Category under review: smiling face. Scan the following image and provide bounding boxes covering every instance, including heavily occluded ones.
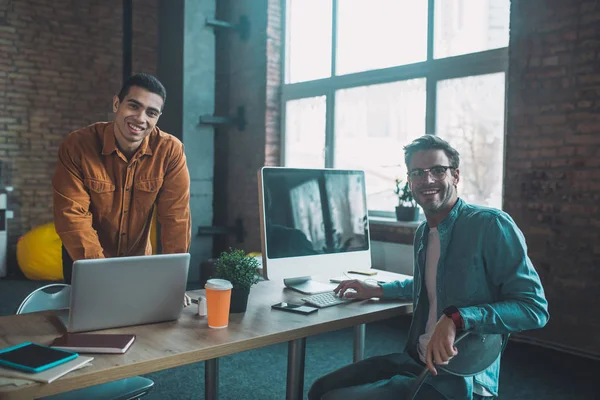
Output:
[408,149,459,225]
[112,85,163,156]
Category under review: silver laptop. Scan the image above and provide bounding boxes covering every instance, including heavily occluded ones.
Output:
[57,253,190,333]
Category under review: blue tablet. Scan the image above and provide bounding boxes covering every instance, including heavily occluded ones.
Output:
[0,342,78,373]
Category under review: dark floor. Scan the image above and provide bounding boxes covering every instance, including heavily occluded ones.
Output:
[1,278,598,399]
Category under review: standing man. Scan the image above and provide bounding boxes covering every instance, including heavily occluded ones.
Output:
[308,135,549,400]
[52,73,191,303]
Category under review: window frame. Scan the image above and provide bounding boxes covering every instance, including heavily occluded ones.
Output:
[281,0,509,218]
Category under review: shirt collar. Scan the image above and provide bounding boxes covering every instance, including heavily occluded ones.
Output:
[101,122,154,157]
[421,197,465,236]
[437,197,464,232]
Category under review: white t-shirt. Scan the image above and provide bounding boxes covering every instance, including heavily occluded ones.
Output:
[417,227,493,397]
[418,228,440,362]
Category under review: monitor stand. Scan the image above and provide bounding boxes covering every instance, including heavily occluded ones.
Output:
[283,276,337,295]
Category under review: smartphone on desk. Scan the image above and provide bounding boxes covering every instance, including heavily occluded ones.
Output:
[0,342,78,373]
[272,302,318,315]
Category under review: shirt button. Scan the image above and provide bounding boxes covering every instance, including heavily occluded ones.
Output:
[123,210,128,214]
[125,187,130,191]
[121,232,126,236]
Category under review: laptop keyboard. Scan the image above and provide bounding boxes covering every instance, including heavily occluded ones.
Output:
[301,292,353,308]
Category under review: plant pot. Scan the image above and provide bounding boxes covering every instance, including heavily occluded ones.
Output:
[395,206,419,222]
[230,287,250,313]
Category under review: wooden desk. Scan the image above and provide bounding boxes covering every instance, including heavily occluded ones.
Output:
[0,271,412,400]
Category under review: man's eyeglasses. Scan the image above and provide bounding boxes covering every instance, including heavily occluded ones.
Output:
[408,165,455,181]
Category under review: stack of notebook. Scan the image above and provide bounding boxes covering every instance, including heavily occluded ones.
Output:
[0,333,135,387]
[50,333,136,354]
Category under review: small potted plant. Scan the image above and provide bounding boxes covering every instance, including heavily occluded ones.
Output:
[213,248,260,313]
[394,178,419,222]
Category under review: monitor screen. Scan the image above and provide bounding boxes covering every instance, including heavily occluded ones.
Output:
[258,167,371,279]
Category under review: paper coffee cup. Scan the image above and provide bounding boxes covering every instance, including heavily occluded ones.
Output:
[205,279,233,328]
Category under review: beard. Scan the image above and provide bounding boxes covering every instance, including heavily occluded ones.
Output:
[415,183,457,214]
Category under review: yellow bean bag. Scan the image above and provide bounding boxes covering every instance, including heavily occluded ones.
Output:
[17,210,160,281]
[17,222,63,281]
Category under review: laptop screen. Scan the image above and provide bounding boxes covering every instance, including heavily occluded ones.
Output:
[258,167,371,279]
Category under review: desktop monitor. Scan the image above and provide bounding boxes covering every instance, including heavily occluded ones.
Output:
[258,167,371,280]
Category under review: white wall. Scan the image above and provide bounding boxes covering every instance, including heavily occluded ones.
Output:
[370,240,414,276]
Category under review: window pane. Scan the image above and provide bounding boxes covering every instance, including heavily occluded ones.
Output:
[285,97,327,168]
[336,0,427,75]
[434,0,509,58]
[286,0,332,83]
[436,73,505,208]
[334,79,426,212]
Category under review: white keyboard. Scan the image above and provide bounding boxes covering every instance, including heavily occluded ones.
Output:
[301,292,353,308]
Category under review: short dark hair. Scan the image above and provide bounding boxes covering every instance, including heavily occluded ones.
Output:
[403,134,460,169]
[117,73,166,108]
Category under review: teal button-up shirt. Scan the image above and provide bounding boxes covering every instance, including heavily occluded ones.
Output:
[381,198,549,399]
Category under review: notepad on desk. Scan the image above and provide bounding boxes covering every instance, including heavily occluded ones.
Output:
[50,333,136,354]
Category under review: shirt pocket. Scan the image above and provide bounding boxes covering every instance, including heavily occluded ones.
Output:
[134,178,163,214]
[84,178,116,215]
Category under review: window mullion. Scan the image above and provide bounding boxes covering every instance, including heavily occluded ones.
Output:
[425,0,436,136]
[427,0,435,61]
[331,0,338,77]
[325,90,335,168]
[426,76,437,135]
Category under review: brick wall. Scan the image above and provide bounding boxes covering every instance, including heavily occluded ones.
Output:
[132,0,158,76]
[0,0,157,275]
[507,0,600,356]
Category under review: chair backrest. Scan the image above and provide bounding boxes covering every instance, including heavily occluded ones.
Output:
[438,331,504,377]
[407,331,504,400]
[15,284,71,315]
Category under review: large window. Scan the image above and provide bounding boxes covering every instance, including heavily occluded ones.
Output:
[282,0,509,215]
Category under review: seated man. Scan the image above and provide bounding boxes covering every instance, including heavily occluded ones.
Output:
[308,135,549,400]
[52,73,192,305]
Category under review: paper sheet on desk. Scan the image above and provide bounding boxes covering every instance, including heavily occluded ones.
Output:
[0,376,31,387]
[0,356,93,385]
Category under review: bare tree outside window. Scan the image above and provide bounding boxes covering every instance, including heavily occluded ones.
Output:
[437,73,505,208]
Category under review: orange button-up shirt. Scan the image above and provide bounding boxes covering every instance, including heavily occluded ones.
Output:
[52,122,191,261]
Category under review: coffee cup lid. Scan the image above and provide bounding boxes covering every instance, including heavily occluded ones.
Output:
[205,279,233,290]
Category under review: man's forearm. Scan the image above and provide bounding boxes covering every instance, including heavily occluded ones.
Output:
[159,209,191,254]
[53,191,105,261]
[460,295,549,334]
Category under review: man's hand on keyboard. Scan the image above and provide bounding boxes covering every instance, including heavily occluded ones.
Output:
[334,279,383,300]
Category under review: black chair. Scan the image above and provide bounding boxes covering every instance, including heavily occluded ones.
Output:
[16,284,154,400]
[407,331,505,399]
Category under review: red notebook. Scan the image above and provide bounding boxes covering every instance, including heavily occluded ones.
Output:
[50,333,136,354]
